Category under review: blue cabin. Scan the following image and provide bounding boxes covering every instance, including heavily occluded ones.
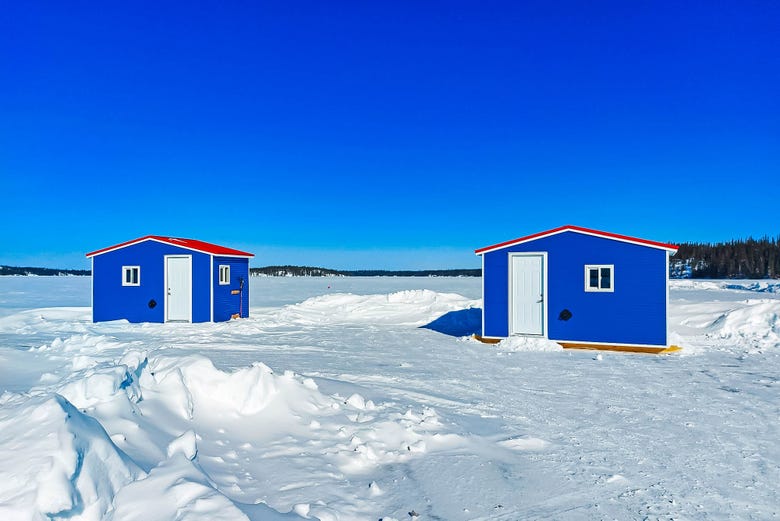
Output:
[86,236,253,323]
[476,226,678,350]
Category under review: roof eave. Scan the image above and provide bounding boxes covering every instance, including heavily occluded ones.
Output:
[86,236,255,258]
[475,225,678,255]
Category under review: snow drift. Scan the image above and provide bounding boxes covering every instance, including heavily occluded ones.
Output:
[269,289,479,327]
[0,393,143,521]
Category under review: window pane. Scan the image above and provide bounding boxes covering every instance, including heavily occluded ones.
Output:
[589,268,599,287]
[125,269,131,283]
[600,268,611,289]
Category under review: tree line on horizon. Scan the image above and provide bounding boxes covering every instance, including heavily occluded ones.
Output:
[0,265,91,276]
[4,236,780,279]
[249,265,481,277]
[671,236,780,279]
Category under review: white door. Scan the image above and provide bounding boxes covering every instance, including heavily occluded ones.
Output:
[166,256,192,322]
[510,254,544,335]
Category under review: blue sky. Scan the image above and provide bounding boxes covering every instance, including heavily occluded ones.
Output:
[1,1,778,270]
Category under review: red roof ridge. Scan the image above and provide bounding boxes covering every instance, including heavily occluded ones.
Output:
[86,236,254,258]
[475,225,678,254]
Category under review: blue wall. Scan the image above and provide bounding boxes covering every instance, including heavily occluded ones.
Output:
[92,241,211,323]
[482,231,668,346]
[212,256,250,321]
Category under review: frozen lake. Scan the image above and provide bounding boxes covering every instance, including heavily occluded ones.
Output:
[0,275,481,314]
[0,276,779,520]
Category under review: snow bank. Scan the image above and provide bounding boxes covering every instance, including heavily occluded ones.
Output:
[108,454,250,521]
[272,290,479,327]
[496,336,563,352]
[0,307,91,336]
[673,298,780,353]
[0,393,143,521]
[706,300,780,351]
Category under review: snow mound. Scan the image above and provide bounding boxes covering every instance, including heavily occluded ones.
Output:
[706,300,780,351]
[274,290,479,327]
[496,336,563,352]
[0,307,91,336]
[0,394,143,521]
[108,454,252,521]
[499,436,550,451]
[142,356,334,424]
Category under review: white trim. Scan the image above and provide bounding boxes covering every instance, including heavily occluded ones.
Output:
[90,257,94,322]
[584,264,614,292]
[479,335,504,340]
[481,254,485,337]
[543,253,549,336]
[163,254,193,323]
[508,252,548,337]
[552,338,669,349]
[218,264,230,285]
[476,228,677,255]
[121,265,141,286]
[209,255,214,323]
[87,237,253,258]
[665,251,670,347]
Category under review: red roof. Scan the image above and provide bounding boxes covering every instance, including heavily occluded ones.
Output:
[86,236,254,258]
[475,225,678,255]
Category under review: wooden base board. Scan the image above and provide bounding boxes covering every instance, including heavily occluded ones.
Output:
[472,334,502,344]
[558,342,681,354]
[472,335,681,354]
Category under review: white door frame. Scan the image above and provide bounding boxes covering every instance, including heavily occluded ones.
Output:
[508,252,548,337]
[164,254,192,323]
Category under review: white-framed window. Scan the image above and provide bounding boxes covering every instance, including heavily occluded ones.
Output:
[122,266,140,286]
[584,264,614,292]
[219,265,230,285]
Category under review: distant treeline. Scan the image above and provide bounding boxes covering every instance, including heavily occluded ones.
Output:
[251,265,342,277]
[0,265,90,276]
[250,266,481,277]
[6,236,780,279]
[672,236,780,279]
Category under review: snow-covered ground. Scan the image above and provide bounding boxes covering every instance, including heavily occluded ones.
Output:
[1,276,779,520]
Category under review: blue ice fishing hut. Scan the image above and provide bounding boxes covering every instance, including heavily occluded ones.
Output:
[476,226,678,351]
[86,236,254,323]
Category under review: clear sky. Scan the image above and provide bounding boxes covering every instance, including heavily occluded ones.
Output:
[1,1,778,270]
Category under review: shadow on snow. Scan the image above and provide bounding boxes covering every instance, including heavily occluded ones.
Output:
[421,308,482,337]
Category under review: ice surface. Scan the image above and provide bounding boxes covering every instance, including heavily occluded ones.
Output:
[0,276,779,519]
